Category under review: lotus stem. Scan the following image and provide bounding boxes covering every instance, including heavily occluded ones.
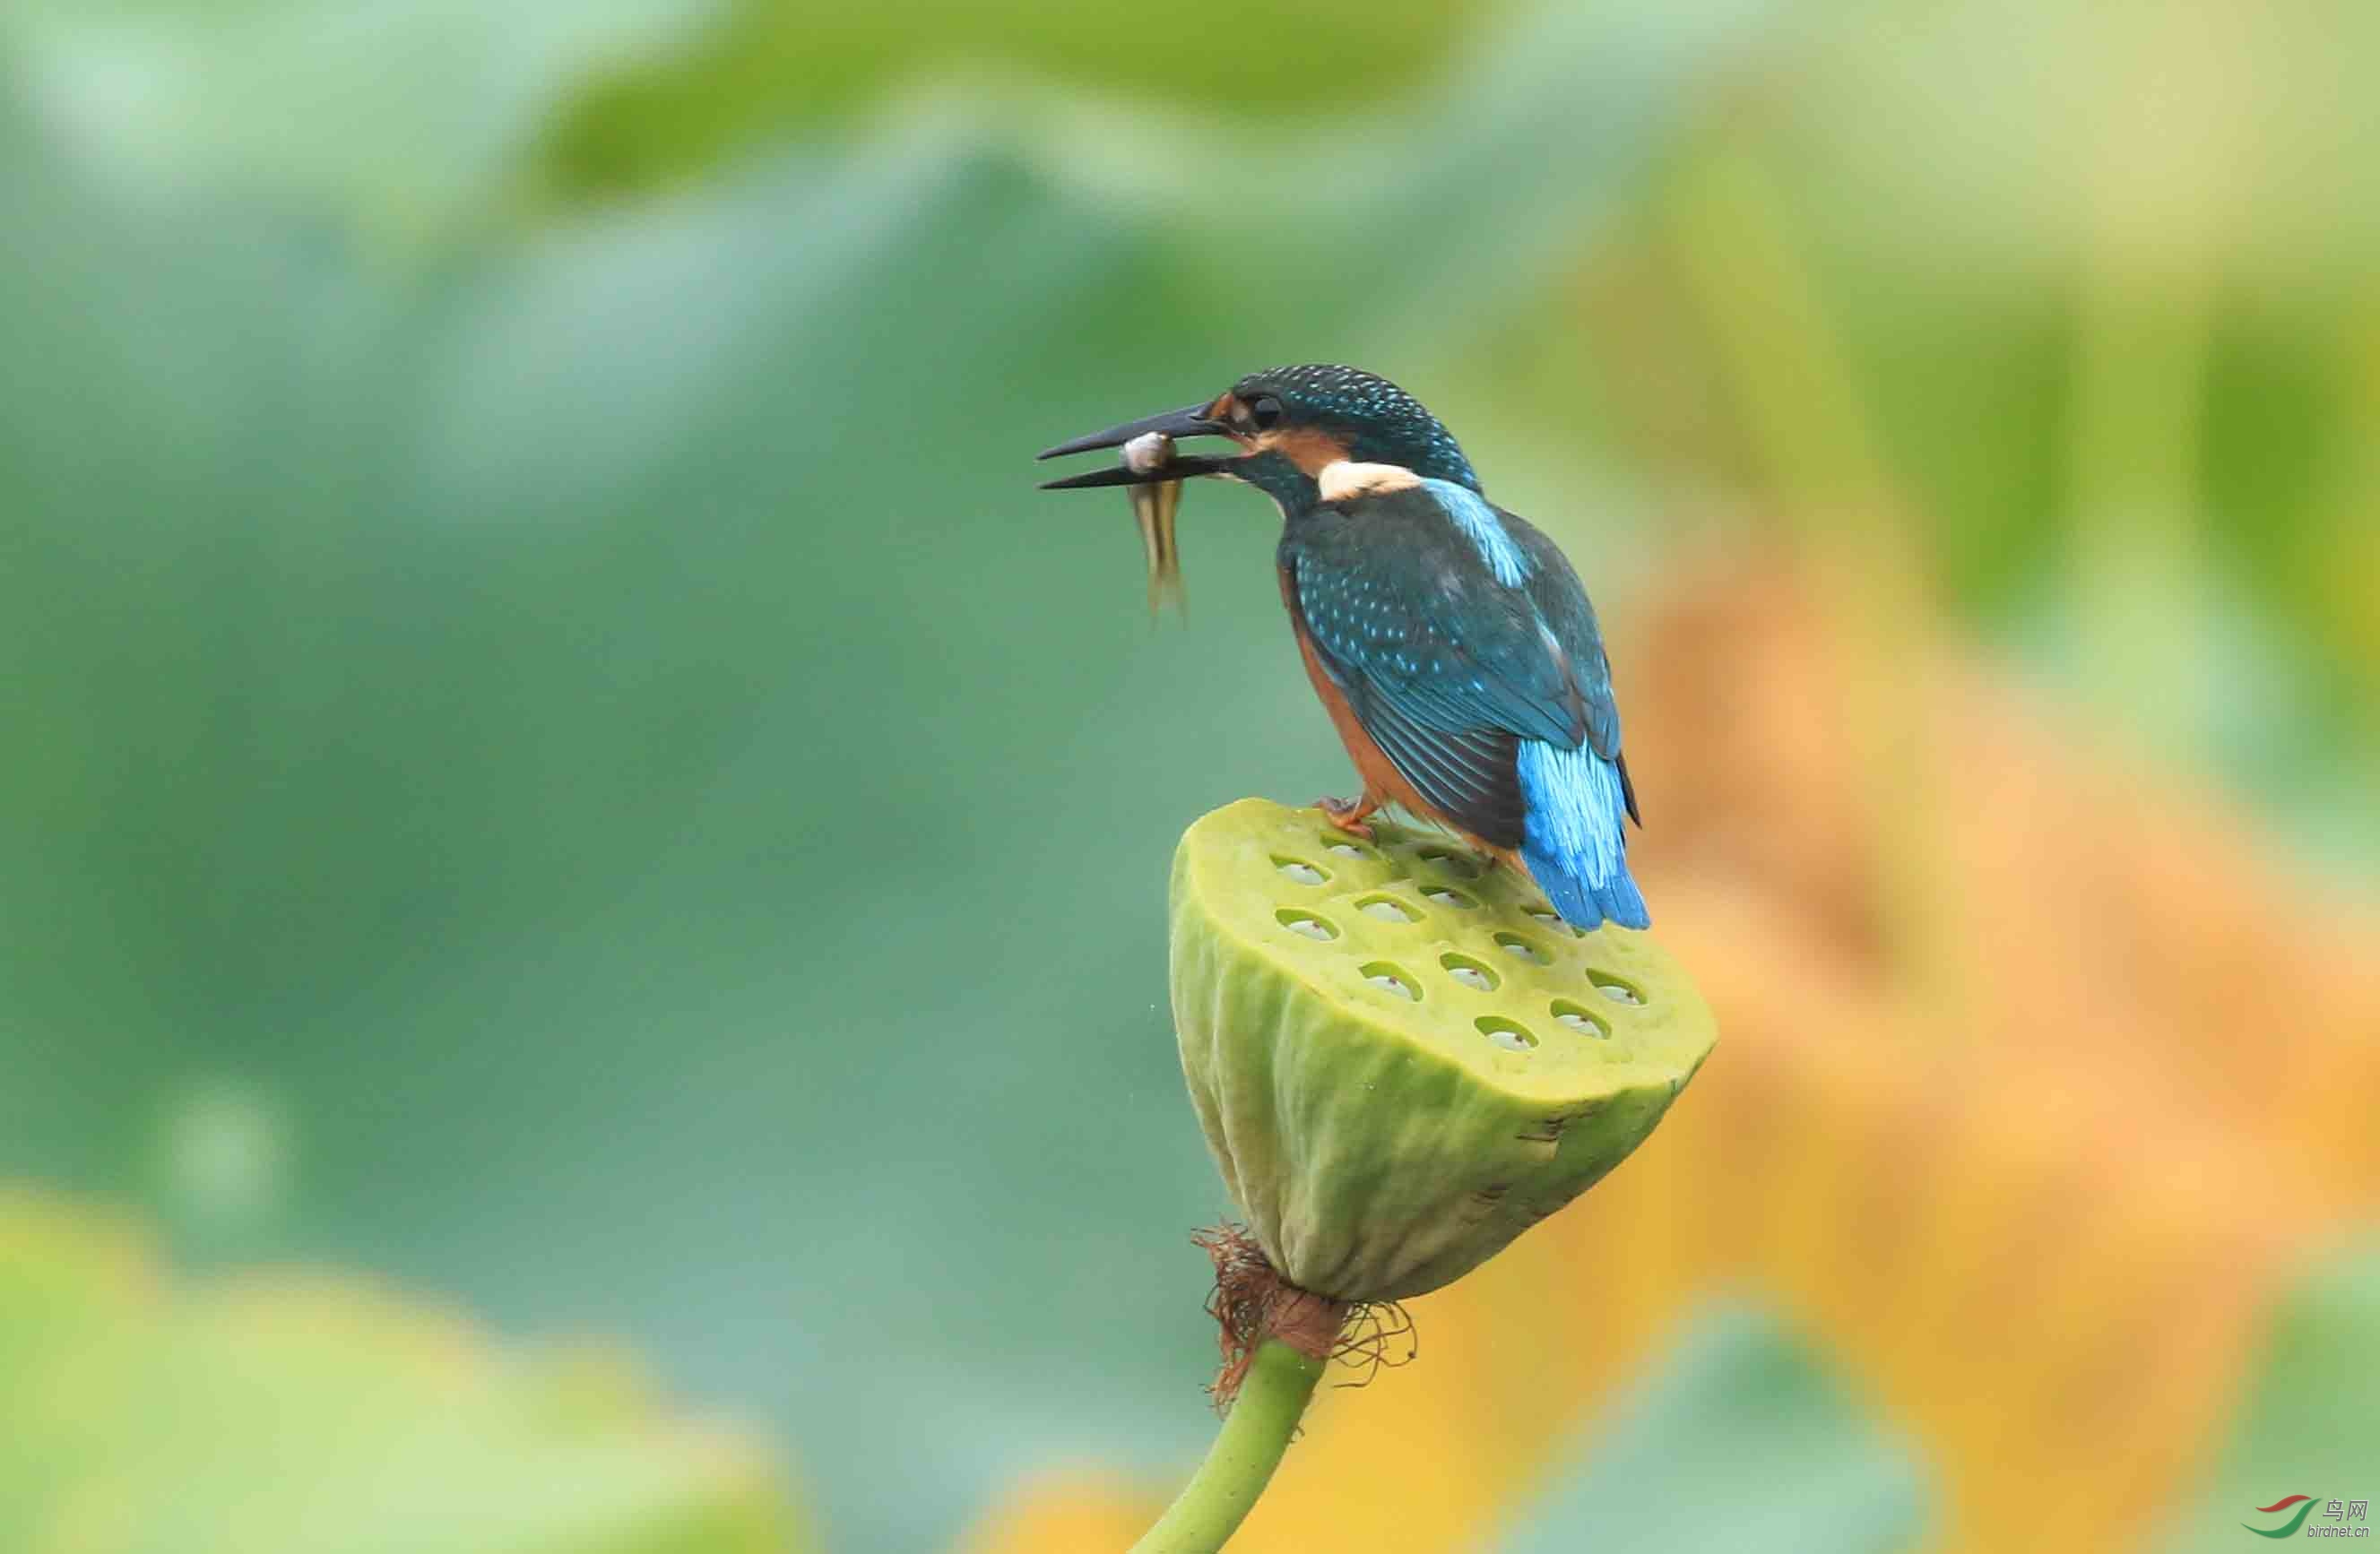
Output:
[1129,1338,1324,1554]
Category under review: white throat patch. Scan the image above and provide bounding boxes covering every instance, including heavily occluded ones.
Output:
[1318,460,1421,502]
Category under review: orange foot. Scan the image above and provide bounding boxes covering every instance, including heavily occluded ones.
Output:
[1318,795,1378,840]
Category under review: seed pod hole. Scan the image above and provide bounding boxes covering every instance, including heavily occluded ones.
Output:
[1320,834,1378,861]
[1440,953,1499,992]
[1550,1000,1610,1038]
[1273,857,1328,886]
[1275,910,1339,942]
[1359,963,1419,1001]
[1476,1017,1537,1051]
[1591,972,1646,1006]
[1356,894,1419,924]
[1415,848,1481,879]
[1493,933,1551,966]
[1529,910,1587,938]
[1422,887,1479,911]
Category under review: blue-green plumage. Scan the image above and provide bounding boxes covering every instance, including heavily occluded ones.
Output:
[1037,363,1649,930]
[1281,472,1646,930]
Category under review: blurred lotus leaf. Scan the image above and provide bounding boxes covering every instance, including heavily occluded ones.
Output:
[0,3,1786,1545]
[0,1190,808,1554]
[1490,1302,1930,1554]
[2,0,709,244]
[2156,1242,2380,1554]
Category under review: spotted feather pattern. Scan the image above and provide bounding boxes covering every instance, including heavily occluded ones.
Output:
[1285,480,1647,928]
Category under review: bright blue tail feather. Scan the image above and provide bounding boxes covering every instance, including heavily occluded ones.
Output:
[1514,738,1649,931]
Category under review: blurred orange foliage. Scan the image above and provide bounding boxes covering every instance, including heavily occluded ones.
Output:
[952,1474,1164,1554]
[957,559,2380,1554]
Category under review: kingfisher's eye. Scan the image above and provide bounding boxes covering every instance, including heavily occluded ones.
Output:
[1246,394,1284,431]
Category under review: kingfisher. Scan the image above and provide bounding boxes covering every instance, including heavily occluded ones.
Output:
[1037,364,1647,932]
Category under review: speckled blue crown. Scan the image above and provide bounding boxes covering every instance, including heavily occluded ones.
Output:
[1234,364,1480,491]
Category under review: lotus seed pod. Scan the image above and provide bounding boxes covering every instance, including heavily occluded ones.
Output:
[1171,798,1717,1303]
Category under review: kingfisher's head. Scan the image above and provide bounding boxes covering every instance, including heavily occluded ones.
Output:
[1037,364,1479,510]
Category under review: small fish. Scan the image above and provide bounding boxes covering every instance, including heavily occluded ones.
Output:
[1122,430,1186,619]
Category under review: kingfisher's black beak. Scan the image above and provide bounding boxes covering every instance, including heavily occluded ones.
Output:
[1036,401,1233,488]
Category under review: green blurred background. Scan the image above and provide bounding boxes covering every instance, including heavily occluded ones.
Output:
[2,0,2374,1550]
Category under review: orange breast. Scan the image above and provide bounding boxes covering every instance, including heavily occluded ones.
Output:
[1295,624,1424,808]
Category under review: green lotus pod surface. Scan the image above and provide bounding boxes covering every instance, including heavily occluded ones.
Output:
[1171,798,1717,1303]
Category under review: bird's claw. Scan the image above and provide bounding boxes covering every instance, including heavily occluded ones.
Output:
[1317,797,1375,840]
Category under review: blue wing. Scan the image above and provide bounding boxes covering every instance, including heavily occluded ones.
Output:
[1285,479,1646,928]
